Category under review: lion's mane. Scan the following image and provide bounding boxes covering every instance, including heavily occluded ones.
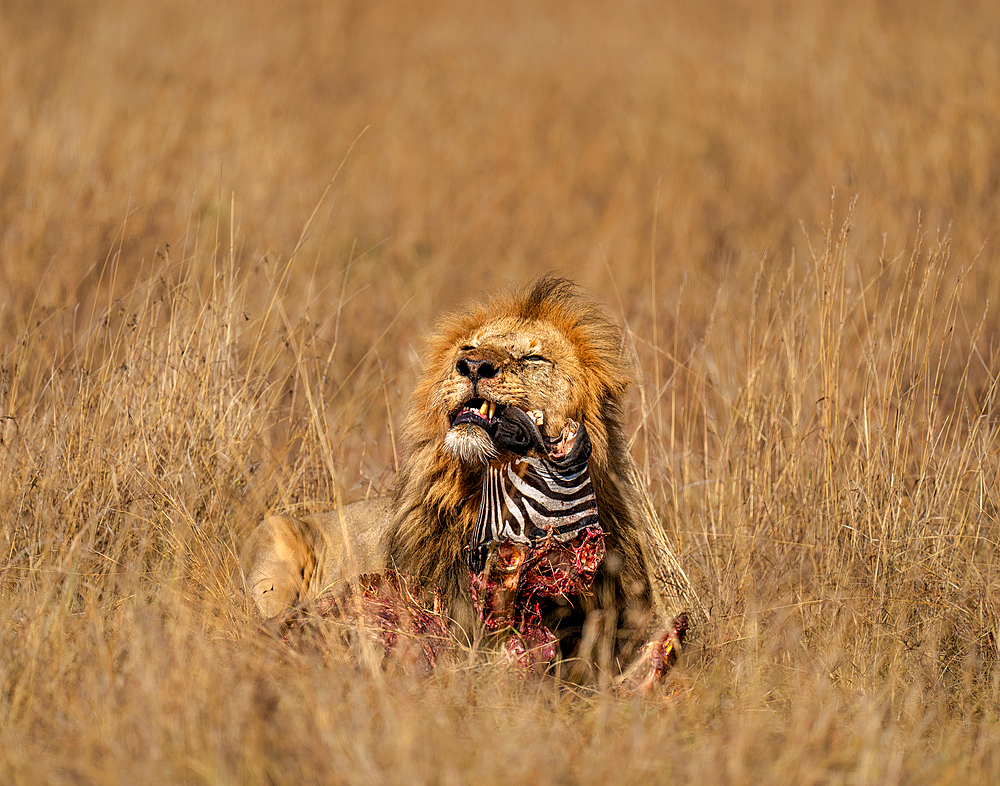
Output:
[384,277,659,662]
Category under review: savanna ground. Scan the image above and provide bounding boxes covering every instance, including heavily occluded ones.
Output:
[2,0,1000,782]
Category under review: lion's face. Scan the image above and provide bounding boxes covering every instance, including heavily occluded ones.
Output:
[434,316,582,463]
[402,278,632,483]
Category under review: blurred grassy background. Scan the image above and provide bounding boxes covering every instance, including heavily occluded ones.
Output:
[2,0,1000,782]
[6,0,1000,317]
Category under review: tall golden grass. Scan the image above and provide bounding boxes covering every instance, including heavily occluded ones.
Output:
[2,0,1000,782]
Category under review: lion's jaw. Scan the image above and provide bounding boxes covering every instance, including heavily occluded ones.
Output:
[437,320,579,465]
[443,424,498,464]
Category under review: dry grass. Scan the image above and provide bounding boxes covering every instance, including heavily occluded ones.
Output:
[2,0,1000,782]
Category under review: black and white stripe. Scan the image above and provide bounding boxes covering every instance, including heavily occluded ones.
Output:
[467,418,599,573]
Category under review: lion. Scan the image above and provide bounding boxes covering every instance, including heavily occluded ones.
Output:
[242,277,699,681]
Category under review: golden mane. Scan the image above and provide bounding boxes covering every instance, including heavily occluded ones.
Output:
[385,277,656,655]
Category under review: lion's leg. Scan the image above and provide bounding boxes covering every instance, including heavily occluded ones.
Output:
[241,514,319,618]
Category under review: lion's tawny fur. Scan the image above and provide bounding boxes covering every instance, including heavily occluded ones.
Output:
[242,277,696,678]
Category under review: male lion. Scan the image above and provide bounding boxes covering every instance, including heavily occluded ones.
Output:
[242,277,699,681]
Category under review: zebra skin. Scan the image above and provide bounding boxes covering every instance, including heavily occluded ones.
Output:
[466,406,600,574]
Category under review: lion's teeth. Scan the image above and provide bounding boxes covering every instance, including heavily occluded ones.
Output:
[528,409,544,426]
[488,401,496,420]
[479,400,489,418]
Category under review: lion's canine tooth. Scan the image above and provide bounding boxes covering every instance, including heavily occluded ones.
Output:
[479,400,489,418]
[488,401,496,420]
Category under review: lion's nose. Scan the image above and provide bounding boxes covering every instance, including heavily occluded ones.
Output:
[456,357,498,383]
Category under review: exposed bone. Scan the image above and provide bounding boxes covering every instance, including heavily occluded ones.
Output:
[621,612,690,696]
[545,418,579,460]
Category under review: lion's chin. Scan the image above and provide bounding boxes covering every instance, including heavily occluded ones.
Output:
[443,424,498,464]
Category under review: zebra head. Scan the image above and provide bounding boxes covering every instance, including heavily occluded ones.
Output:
[466,405,601,571]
